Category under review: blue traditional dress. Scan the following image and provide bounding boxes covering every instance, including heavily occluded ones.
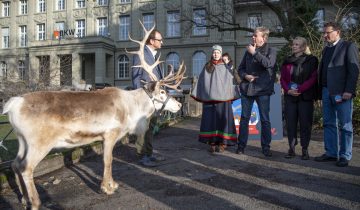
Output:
[191,60,240,146]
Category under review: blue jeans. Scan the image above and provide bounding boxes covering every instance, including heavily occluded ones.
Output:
[238,95,272,151]
[322,87,353,160]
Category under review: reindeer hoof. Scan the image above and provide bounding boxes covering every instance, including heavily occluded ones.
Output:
[100,181,119,195]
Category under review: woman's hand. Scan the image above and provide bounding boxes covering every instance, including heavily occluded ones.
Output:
[288,89,301,96]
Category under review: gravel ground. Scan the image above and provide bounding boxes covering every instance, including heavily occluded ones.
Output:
[1,117,359,210]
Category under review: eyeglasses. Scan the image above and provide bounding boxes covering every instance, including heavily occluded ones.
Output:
[323,30,336,35]
[153,38,163,43]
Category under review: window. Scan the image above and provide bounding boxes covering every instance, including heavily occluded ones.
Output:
[119,0,131,3]
[38,0,46,13]
[119,15,130,40]
[75,19,85,37]
[118,55,129,79]
[18,60,26,80]
[19,26,27,47]
[3,2,10,17]
[143,13,154,31]
[2,28,9,48]
[56,0,65,11]
[313,9,324,31]
[37,24,46,40]
[247,13,262,35]
[19,0,28,15]
[98,0,108,6]
[0,61,7,78]
[167,11,180,37]
[55,22,65,30]
[54,22,65,39]
[97,17,108,36]
[193,9,206,36]
[76,0,85,8]
[341,12,358,30]
[192,51,206,76]
[166,52,180,74]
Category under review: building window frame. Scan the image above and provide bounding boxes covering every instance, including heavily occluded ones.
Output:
[247,13,262,35]
[3,2,10,17]
[192,51,206,77]
[56,0,65,11]
[19,0,28,15]
[75,19,85,38]
[165,52,180,74]
[97,17,108,36]
[76,0,86,8]
[0,61,7,78]
[118,55,129,79]
[167,11,180,38]
[193,8,206,36]
[18,60,26,80]
[119,15,130,41]
[19,25,27,47]
[2,27,9,49]
[119,0,131,3]
[98,0,108,6]
[37,23,46,40]
[38,0,46,13]
[142,13,154,31]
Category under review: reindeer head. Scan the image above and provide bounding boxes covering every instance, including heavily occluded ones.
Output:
[128,22,186,114]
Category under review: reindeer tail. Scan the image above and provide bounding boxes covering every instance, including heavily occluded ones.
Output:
[2,97,23,114]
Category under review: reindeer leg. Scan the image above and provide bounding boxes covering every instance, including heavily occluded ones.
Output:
[11,136,28,206]
[101,130,120,194]
[20,144,52,210]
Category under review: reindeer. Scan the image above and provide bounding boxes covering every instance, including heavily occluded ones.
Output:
[2,23,186,210]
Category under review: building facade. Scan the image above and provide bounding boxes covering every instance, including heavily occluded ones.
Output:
[0,0,348,90]
[0,0,237,89]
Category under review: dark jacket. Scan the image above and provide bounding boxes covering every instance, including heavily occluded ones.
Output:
[238,43,277,96]
[280,55,319,101]
[318,39,359,98]
[132,45,163,89]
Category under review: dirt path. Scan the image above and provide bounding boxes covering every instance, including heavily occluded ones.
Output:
[1,118,360,210]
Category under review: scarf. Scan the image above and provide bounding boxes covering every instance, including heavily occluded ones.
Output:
[283,54,308,84]
[205,59,224,73]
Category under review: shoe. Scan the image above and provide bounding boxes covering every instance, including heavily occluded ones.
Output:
[336,157,349,167]
[262,150,272,157]
[219,144,227,153]
[149,154,165,162]
[285,149,296,159]
[301,149,309,160]
[139,156,157,167]
[209,145,216,153]
[235,146,244,154]
[314,154,337,162]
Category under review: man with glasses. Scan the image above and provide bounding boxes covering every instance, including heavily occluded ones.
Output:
[315,22,359,167]
[132,29,165,167]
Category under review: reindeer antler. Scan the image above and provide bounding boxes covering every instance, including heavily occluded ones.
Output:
[127,21,186,89]
[160,61,187,91]
[126,21,162,81]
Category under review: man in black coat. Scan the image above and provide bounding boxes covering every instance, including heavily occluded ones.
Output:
[314,22,359,167]
[236,26,277,157]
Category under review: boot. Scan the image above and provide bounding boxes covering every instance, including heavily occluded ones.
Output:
[301,148,309,160]
[209,144,216,153]
[285,149,296,158]
[219,144,227,153]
